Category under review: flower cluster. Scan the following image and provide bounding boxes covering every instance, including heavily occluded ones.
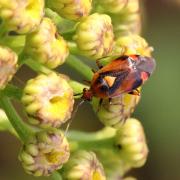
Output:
[0,0,155,179]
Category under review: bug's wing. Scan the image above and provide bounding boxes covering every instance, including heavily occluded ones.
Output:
[105,70,130,95]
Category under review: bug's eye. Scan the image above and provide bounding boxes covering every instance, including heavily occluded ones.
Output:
[100,85,109,92]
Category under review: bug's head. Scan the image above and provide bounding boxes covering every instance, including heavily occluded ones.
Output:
[82,88,93,101]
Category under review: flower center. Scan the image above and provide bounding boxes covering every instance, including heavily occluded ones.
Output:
[50,96,62,104]
[92,170,103,180]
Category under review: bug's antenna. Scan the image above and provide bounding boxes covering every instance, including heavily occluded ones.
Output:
[64,100,85,136]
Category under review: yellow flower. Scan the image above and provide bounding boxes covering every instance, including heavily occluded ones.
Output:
[46,0,92,20]
[74,13,114,59]
[24,18,69,69]
[0,46,18,89]
[19,129,70,176]
[22,73,74,128]
[0,0,44,34]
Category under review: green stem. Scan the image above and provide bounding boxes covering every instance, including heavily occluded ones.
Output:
[0,96,34,142]
[24,58,53,75]
[51,171,63,180]
[67,128,116,151]
[66,55,93,81]
[1,84,23,100]
[70,137,115,151]
[69,80,88,97]
[0,21,7,39]
[45,8,76,35]
[68,42,80,55]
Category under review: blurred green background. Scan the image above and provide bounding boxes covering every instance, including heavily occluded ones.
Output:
[1,1,180,180]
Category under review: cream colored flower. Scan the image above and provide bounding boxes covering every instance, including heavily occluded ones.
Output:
[0,46,18,89]
[19,129,70,176]
[24,18,69,69]
[22,73,74,128]
[0,0,44,34]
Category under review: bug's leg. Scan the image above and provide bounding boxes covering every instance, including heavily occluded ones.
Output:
[83,80,91,84]
[128,89,141,96]
[96,59,103,69]
[74,92,83,97]
[91,68,96,73]
[96,98,103,112]
[108,98,112,104]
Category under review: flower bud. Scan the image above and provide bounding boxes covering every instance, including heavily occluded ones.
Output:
[115,118,149,167]
[97,149,131,179]
[21,73,74,128]
[0,0,44,34]
[110,0,141,35]
[112,13,141,36]
[24,18,69,69]
[46,0,92,21]
[97,0,129,14]
[92,93,140,128]
[74,13,114,59]
[19,129,70,176]
[0,46,18,89]
[114,34,153,57]
[63,151,106,180]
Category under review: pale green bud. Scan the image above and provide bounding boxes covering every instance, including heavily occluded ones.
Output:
[0,0,44,34]
[21,73,74,128]
[24,17,69,69]
[97,0,129,14]
[63,151,106,180]
[47,0,92,20]
[110,0,141,35]
[115,118,149,167]
[74,13,114,59]
[92,93,141,128]
[0,46,18,89]
[19,129,70,176]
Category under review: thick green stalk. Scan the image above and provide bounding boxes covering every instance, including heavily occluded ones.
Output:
[67,128,116,151]
[66,55,93,81]
[0,96,33,142]
[1,84,23,100]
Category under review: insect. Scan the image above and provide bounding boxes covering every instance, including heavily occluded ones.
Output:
[65,54,156,133]
[81,54,156,102]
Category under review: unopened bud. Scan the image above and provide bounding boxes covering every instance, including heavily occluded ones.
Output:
[47,0,92,20]
[74,13,114,59]
[0,46,18,89]
[63,151,106,180]
[24,18,69,69]
[115,118,149,167]
[92,93,140,128]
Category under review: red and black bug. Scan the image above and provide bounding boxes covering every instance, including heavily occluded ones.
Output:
[82,55,156,102]
[65,54,155,133]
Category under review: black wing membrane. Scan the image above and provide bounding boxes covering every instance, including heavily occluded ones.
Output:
[99,70,130,95]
